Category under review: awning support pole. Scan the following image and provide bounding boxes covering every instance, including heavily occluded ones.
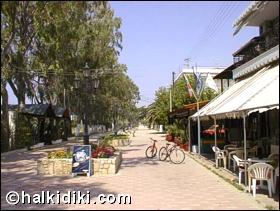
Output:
[214,116,217,168]
[188,116,191,152]
[243,112,248,187]
[197,101,201,155]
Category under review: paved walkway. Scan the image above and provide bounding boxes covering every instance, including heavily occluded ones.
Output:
[1,126,278,210]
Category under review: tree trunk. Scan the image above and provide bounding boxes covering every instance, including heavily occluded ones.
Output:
[17,75,26,108]
[39,118,45,144]
[1,82,10,152]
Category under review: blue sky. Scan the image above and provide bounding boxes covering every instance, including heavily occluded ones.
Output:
[109,1,259,107]
[7,1,259,107]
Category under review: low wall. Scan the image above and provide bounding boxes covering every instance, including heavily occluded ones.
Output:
[93,151,122,175]
[109,139,131,147]
[37,158,72,176]
[37,151,122,176]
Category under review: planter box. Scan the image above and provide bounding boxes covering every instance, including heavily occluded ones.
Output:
[52,139,62,145]
[166,134,174,142]
[37,158,72,176]
[37,151,122,176]
[109,139,130,147]
[93,151,122,175]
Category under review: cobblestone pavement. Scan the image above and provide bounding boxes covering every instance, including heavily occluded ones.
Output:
[1,126,278,210]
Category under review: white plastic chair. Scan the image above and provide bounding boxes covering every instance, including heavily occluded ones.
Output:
[212,146,227,168]
[248,163,275,197]
[274,165,279,193]
[233,155,249,185]
[247,145,258,157]
[228,149,244,171]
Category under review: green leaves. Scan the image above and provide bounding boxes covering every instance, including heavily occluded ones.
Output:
[145,74,218,127]
[2,1,139,129]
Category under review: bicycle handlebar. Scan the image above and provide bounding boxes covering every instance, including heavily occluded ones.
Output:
[150,138,157,142]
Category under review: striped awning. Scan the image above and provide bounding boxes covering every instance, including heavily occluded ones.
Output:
[191,64,279,120]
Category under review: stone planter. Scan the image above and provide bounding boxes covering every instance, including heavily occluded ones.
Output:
[93,151,122,175]
[51,139,62,145]
[37,151,122,176]
[109,139,131,147]
[37,158,72,176]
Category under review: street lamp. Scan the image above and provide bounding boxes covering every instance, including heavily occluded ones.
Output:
[74,62,100,145]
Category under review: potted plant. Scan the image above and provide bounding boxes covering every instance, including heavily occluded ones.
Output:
[166,125,176,142]
[182,141,189,151]
[175,129,189,151]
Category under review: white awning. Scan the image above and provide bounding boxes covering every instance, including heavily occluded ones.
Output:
[192,65,279,120]
[233,1,279,35]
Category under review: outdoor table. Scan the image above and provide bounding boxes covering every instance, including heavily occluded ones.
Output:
[247,158,273,164]
[226,147,250,152]
[227,147,243,151]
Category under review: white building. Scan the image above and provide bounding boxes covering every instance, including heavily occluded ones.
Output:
[175,66,227,92]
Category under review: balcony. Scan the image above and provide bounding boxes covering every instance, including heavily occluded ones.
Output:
[232,45,279,80]
[233,36,266,65]
[232,29,279,69]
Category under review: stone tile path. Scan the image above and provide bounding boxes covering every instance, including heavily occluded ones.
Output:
[1,126,278,210]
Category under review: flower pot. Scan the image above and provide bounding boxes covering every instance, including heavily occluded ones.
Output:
[183,144,189,151]
[166,134,174,142]
[174,137,182,145]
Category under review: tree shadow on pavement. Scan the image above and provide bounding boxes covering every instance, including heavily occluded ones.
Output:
[129,144,146,147]
[148,132,166,135]
[1,168,123,210]
[121,149,142,155]
[1,145,130,210]
[121,157,160,168]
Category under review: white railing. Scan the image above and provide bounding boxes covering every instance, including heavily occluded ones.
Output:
[233,45,279,80]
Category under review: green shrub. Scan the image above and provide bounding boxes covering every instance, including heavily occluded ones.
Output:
[166,125,177,135]
[99,134,129,147]
[13,112,32,150]
[48,149,72,159]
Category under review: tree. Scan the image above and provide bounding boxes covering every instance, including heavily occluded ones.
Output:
[145,74,218,129]
[1,1,140,150]
[1,2,19,151]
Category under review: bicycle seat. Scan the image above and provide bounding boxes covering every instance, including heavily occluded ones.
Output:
[166,143,170,146]
[150,138,157,142]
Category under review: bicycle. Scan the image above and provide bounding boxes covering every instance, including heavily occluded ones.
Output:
[159,142,185,164]
[145,138,158,158]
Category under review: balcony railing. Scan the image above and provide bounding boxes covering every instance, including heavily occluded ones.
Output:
[233,32,279,68]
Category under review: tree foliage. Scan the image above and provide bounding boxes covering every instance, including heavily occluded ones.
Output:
[145,75,218,127]
[1,1,139,151]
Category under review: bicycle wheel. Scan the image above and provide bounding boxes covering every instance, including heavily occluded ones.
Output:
[170,148,185,164]
[159,147,168,161]
[145,146,157,158]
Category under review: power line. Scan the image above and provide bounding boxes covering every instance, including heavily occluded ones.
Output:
[191,1,240,60]
[187,1,232,58]
[187,1,243,62]
[190,2,236,59]
[7,64,128,77]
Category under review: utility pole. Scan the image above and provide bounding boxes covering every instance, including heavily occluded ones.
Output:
[172,71,175,86]
[170,71,176,112]
[169,88,172,112]
[184,58,191,68]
